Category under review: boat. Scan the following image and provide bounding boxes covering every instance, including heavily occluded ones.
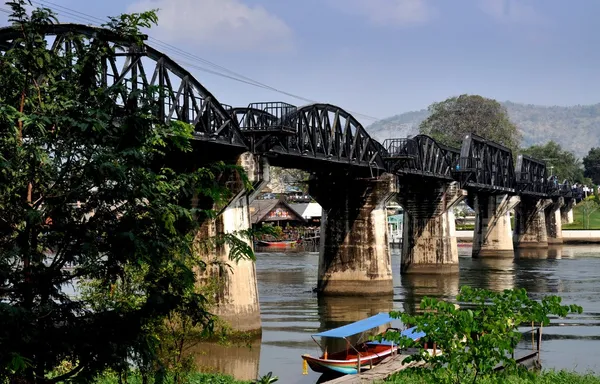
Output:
[255,239,299,248]
[301,312,426,375]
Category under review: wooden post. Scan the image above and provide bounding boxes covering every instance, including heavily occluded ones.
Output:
[536,326,542,363]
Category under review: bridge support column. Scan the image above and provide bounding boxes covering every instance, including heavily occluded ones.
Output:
[398,181,467,274]
[309,173,395,296]
[197,154,268,333]
[472,194,520,258]
[561,198,575,224]
[546,197,564,245]
[513,197,552,248]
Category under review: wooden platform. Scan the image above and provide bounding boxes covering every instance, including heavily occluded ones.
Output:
[323,350,540,383]
[323,353,425,383]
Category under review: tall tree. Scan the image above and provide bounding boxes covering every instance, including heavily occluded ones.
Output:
[0,2,253,382]
[419,94,521,154]
[521,141,586,183]
[583,147,600,184]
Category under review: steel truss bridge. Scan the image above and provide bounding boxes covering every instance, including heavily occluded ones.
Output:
[0,23,574,199]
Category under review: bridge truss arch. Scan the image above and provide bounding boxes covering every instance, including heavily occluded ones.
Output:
[382,134,457,180]
[0,23,246,148]
[232,102,386,171]
[455,134,516,193]
[515,154,547,196]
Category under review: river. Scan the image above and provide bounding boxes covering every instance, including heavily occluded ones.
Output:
[195,245,600,383]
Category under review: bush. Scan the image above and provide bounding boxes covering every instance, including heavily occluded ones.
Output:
[386,369,600,384]
[379,287,583,384]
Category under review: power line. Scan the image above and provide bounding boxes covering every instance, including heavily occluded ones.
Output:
[16,1,382,121]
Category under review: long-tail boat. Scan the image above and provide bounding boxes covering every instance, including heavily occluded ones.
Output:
[301,312,426,375]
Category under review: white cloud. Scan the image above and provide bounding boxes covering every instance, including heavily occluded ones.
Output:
[127,0,294,52]
[329,0,437,27]
[477,0,549,25]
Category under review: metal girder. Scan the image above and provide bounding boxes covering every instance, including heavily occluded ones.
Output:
[515,154,547,196]
[0,23,247,148]
[245,102,385,170]
[383,135,455,180]
[455,134,515,193]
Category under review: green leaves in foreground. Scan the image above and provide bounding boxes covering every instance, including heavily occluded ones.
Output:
[0,2,259,383]
[386,369,600,384]
[380,287,583,384]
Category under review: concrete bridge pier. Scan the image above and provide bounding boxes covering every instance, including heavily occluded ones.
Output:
[545,197,564,245]
[397,181,467,274]
[513,197,552,248]
[472,194,520,258]
[561,198,575,224]
[309,173,396,296]
[197,153,268,333]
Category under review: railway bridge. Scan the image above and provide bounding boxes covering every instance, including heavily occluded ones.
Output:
[0,23,577,332]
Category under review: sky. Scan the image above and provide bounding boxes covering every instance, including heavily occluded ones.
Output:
[1,0,599,125]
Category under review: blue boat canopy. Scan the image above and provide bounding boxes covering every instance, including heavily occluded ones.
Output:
[312,312,395,338]
[366,326,426,345]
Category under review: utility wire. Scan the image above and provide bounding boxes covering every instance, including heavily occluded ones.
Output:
[22,1,381,121]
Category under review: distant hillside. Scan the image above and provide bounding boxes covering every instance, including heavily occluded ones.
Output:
[367,101,600,155]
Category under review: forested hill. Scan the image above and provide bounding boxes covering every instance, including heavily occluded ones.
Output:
[367,101,600,155]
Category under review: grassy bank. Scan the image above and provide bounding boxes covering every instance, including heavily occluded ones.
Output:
[95,372,251,384]
[385,369,600,384]
[563,204,600,230]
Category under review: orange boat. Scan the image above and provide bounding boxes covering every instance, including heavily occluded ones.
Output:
[256,239,299,248]
[301,313,426,375]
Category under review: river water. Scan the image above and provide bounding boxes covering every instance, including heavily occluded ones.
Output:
[196,245,600,383]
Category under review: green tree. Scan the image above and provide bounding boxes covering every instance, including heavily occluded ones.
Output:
[578,197,599,230]
[583,147,600,184]
[382,287,583,384]
[419,94,521,154]
[521,141,586,183]
[0,2,255,382]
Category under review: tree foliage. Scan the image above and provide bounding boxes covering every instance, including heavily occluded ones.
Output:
[419,94,521,154]
[577,197,600,230]
[583,147,600,185]
[381,287,583,384]
[520,141,586,183]
[0,2,255,382]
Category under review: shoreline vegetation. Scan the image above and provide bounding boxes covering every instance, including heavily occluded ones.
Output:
[90,368,600,384]
[456,203,600,232]
[385,369,600,384]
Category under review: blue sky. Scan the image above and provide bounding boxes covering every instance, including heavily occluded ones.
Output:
[2,0,599,125]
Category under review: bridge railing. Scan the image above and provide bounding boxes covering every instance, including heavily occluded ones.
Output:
[516,172,545,194]
[249,102,297,122]
[234,102,297,134]
[382,138,418,159]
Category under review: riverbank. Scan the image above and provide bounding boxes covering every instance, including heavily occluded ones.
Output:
[456,230,600,244]
[95,372,252,384]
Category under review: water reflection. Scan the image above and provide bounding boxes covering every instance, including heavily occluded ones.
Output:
[399,273,459,314]
[471,257,516,292]
[516,246,568,260]
[192,340,261,381]
[191,246,600,383]
[315,295,393,357]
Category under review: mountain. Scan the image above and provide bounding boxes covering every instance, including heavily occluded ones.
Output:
[367,101,600,156]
